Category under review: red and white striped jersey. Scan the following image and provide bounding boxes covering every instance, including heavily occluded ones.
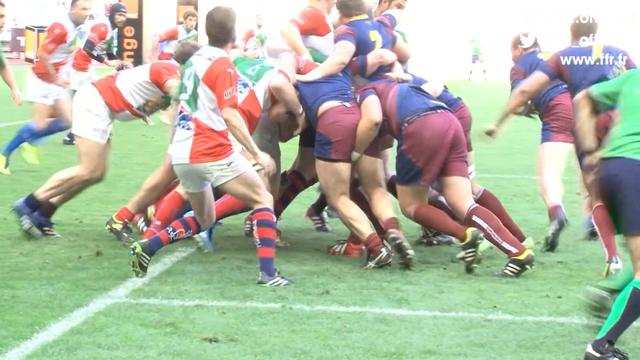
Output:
[169,46,239,165]
[290,7,334,59]
[33,15,87,83]
[72,19,118,72]
[158,25,198,57]
[92,61,179,120]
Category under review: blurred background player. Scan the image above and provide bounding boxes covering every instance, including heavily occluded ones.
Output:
[468,38,487,81]
[0,0,22,119]
[242,12,268,59]
[151,9,198,62]
[575,69,640,360]
[0,0,92,175]
[62,2,129,146]
[485,33,574,252]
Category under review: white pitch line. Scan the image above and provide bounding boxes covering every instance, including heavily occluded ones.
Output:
[123,297,599,327]
[0,120,29,128]
[2,248,195,360]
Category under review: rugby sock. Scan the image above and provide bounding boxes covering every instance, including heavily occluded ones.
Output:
[114,207,135,223]
[2,122,38,157]
[548,204,565,222]
[145,215,201,256]
[27,119,68,141]
[37,201,58,219]
[593,204,619,262]
[593,279,640,349]
[463,204,525,257]
[598,265,635,292]
[386,175,397,198]
[252,208,278,277]
[144,190,188,238]
[475,188,527,242]
[363,232,383,253]
[274,170,307,218]
[382,217,401,232]
[214,194,250,221]
[23,193,43,212]
[412,204,467,241]
[350,181,384,235]
[310,192,328,214]
[429,195,459,221]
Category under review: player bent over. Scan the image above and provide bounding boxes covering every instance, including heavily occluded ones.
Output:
[356,79,535,277]
[11,57,188,237]
[129,7,290,286]
[575,69,640,360]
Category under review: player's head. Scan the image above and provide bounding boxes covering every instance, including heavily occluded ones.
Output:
[69,0,92,26]
[205,6,235,48]
[336,0,368,18]
[173,41,200,65]
[375,0,406,17]
[511,32,539,63]
[570,15,598,45]
[182,9,198,31]
[109,2,127,29]
[0,1,5,32]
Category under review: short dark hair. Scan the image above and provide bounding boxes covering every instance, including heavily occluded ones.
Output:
[206,6,236,47]
[70,0,80,7]
[0,1,5,8]
[337,0,367,17]
[173,41,200,65]
[571,15,598,41]
[512,32,539,51]
[183,9,197,21]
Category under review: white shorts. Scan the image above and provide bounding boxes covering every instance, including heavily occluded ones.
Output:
[68,68,96,91]
[173,152,253,192]
[24,71,70,105]
[71,84,114,144]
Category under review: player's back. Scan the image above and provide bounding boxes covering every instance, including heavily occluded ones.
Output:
[295,74,353,126]
[512,50,568,113]
[335,16,391,80]
[544,44,636,96]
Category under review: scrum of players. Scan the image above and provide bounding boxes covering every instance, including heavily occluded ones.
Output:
[2,0,639,357]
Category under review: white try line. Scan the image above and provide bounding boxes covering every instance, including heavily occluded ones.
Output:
[122,297,600,327]
[0,120,29,128]
[1,248,195,360]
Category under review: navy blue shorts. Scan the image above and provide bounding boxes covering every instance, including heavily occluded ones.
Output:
[599,157,640,236]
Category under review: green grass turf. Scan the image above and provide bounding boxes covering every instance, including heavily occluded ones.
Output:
[0,68,637,359]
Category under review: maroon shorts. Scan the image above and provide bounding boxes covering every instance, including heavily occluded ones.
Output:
[396,111,469,186]
[451,103,473,152]
[540,92,574,144]
[314,102,359,162]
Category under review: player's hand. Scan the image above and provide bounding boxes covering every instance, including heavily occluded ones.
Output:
[484,125,500,138]
[384,71,412,82]
[254,151,276,177]
[10,89,22,106]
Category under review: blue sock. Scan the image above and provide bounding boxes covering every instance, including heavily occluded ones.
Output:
[27,119,69,143]
[2,122,38,158]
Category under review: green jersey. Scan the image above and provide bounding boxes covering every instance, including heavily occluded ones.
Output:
[590,69,640,160]
[232,57,275,86]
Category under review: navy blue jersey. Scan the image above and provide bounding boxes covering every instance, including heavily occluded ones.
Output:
[358,79,449,138]
[411,74,463,110]
[334,15,394,81]
[511,50,568,113]
[540,44,636,96]
[296,74,354,127]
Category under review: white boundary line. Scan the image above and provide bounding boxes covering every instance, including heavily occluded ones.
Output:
[1,248,195,360]
[0,121,29,128]
[122,297,600,327]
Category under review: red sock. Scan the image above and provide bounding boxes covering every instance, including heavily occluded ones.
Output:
[275,170,308,218]
[413,204,467,240]
[349,181,385,235]
[363,232,383,252]
[476,188,527,242]
[214,194,250,221]
[593,203,619,261]
[382,217,401,232]
[114,207,135,223]
[464,204,525,257]
[548,205,565,222]
[346,233,362,245]
[152,190,188,231]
